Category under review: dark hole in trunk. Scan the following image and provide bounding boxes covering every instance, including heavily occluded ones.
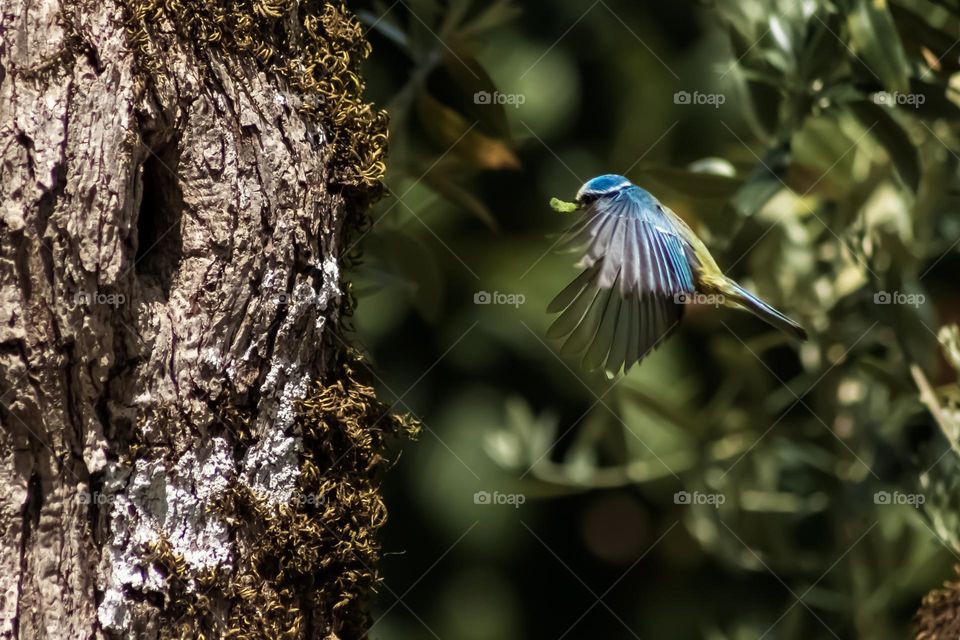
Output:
[136,141,183,297]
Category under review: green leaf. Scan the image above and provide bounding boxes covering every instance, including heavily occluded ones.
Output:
[940,325,960,375]
[641,165,744,201]
[889,1,960,74]
[741,79,784,141]
[460,0,523,38]
[792,114,869,190]
[848,0,912,93]
[403,0,444,58]
[372,227,444,321]
[357,9,409,51]
[798,7,849,82]
[730,144,791,216]
[417,93,521,170]
[765,15,796,73]
[848,100,921,191]
[421,171,500,230]
[439,54,512,138]
[909,78,960,120]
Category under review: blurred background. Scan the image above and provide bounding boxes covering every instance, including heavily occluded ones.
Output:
[347,0,960,638]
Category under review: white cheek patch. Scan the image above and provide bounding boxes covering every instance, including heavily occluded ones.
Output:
[577,177,632,201]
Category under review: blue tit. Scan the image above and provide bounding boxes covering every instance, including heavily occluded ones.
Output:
[547,174,807,375]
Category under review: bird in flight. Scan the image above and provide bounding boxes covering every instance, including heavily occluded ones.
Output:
[547,174,807,376]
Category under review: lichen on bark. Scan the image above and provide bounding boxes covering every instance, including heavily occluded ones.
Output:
[0,0,412,638]
[125,0,389,191]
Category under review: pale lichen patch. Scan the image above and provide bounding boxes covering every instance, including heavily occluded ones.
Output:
[242,355,308,505]
[239,255,342,505]
[97,437,234,632]
[318,257,340,316]
[241,427,302,506]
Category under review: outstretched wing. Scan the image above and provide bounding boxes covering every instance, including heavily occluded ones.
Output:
[547,187,698,375]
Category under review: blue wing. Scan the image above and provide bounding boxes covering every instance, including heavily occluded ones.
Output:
[548,186,697,374]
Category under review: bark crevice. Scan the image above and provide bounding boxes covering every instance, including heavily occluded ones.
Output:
[1,1,405,638]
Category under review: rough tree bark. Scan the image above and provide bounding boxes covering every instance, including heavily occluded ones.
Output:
[0,1,406,638]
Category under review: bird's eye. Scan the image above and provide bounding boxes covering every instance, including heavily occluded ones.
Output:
[579,193,598,205]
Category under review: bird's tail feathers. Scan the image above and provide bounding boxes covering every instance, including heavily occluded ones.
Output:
[727,282,808,341]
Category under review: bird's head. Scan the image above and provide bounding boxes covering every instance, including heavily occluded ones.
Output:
[575,174,633,205]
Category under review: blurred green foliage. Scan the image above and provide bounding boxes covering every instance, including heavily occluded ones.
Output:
[349,0,960,638]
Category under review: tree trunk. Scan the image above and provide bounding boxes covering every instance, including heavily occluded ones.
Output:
[0,1,405,638]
